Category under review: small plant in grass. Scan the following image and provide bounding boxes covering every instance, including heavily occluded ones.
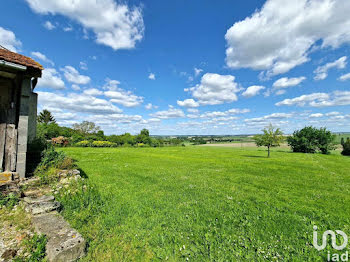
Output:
[0,192,19,209]
[253,124,284,157]
[14,234,47,262]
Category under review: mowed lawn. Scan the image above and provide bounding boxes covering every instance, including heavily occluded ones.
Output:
[59,147,350,261]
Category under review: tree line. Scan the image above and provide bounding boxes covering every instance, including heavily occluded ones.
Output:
[36,110,184,147]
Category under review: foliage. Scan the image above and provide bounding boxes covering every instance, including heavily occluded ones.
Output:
[91,141,116,147]
[75,140,90,147]
[19,234,47,262]
[73,121,100,135]
[58,146,350,261]
[253,124,284,157]
[34,146,75,184]
[0,192,19,209]
[341,137,350,156]
[27,137,49,173]
[287,126,336,154]
[37,109,56,124]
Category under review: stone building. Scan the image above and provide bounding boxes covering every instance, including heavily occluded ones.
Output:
[0,47,42,180]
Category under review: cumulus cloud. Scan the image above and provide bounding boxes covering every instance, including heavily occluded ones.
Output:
[145,103,158,110]
[43,21,56,30]
[151,106,185,119]
[31,51,54,66]
[148,73,155,80]
[71,84,81,91]
[273,77,306,89]
[309,113,323,118]
[83,88,103,96]
[244,113,293,125]
[186,73,241,105]
[38,91,122,115]
[61,66,91,85]
[225,0,350,76]
[177,99,199,108]
[338,72,350,81]
[0,27,21,52]
[25,0,144,50]
[37,68,65,90]
[314,56,347,80]
[103,79,143,107]
[242,85,265,98]
[276,91,350,107]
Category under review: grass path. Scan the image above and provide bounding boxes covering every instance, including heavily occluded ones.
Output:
[58,147,350,261]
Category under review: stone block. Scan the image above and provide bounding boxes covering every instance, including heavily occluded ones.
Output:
[32,214,86,262]
[0,172,12,183]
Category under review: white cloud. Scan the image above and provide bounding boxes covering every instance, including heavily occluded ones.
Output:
[31,51,54,66]
[148,73,155,80]
[242,85,265,98]
[225,0,350,76]
[37,68,65,90]
[314,56,347,80]
[194,67,203,77]
[61,66,91,85]
[83,88,103,96]
[244,113,293,125]
[325,111,340,116]
[79,61,88,70]
[200,108,250,119]
[338,73,350,81]
[71,84,81,91]
[26,0,144,50]
[38,91,122,115]
[177,99,199,108]
[276,91,350,107]
[145,103,158,110]
[43,21,55,30]
[186,73,241,105]
[187,108,199,114]
[151,107,185,119]
[309,113,323,118]
[103,79,143,107]
[273,77,306,88]
[0,27,21,52]
[63,25,73,32]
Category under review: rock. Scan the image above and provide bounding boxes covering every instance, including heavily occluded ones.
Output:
[25,201,61,215]
[23,195,55,204]
[32,214,86,262]
[0,173,12,184]
[58,170,80,179]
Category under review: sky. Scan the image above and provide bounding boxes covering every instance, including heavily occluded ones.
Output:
[1,0,350,135]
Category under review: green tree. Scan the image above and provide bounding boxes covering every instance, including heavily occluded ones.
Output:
[37,109,56,124]
[253,124,284,157]
[341,138,350,156]
[73,121,100,135]
[287,126,335,154]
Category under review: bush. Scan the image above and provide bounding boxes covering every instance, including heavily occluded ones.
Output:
[341,138,350,156]
[26,137,49,174]
[287,126,336,154]
[75,140,90,147]
[91,141,116,147]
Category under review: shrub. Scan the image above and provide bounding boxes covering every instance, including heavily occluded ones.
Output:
[75,140,90,147]
[91,141,116,147]
[26,137,49,174]
[341,138,350,156]
[51,136,69,147]
[287,126,336,154]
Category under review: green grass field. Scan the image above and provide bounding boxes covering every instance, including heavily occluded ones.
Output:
[58,147,350,261]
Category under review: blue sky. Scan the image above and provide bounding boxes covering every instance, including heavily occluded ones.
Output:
[1,0,350,135]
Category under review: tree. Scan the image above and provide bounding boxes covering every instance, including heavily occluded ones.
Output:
[37,109,56,124]
[253,124,284,157]
[341,138,350,156]
[287,126,335,154]
[72,121,100,135]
